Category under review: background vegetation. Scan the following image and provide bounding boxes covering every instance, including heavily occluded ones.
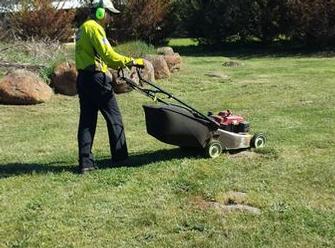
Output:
[175,0,335,46]
[1,0,335,46]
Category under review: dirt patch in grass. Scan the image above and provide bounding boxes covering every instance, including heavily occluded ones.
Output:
[205,71,230,79]
[191,192,261,215]
[228,150,260,159]
[228,148,279,160]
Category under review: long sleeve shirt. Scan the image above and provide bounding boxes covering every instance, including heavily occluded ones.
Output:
[75,19,132,73]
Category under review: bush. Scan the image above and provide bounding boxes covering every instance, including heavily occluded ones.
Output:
[286,0,335,46]
[174,0,256,45]
[248,0,289,43]
[108,0,175,45]
[10,0,75,42]
[114,40,156,57]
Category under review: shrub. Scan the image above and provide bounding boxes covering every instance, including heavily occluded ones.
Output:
[174,0,256,45]
[114,40,156,57]
[248,0,290,43]
[108,0,175,45]
[10,0,75,42]
[286,0,335,46]
[175,0,335,46]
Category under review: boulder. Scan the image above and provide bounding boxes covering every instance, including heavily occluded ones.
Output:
[0,69,53,105]
[142,59,155,82]
[107,59,155,93]
[51,62,78,96]
[164,53,182,72]
[144,55,170,80]
[108,69,136,95]
[157,46,174,56]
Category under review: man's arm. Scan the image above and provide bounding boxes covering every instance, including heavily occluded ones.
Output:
[90,26,133,69]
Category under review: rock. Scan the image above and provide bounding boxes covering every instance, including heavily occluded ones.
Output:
[205,71,229,79]
[223,61,243,67]
[221,191,247,205]
[0,69,53,105]
[142,59,155,82]
[144,55,170,80]
[51,62,78,96]
[191,194,261,215]
[157,46,174,55]
[211,203,261,215]
[108,59,155,93]
[164,53,182,72]
[108,69,135,95]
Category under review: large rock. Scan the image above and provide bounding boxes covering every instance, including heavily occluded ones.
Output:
[0,69,53,105]
[108,69,136,95]
[142,59,155,82]
[51,62,78,96]
[107,59,155,94]
[144,55,170,80]
[157,46,174,55]
[164,53,182,72]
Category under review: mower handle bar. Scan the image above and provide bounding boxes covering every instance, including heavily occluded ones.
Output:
[118,67,221,128]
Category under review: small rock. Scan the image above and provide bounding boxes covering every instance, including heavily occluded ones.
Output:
[157,46,174,56]
[191,193,260,215]
[205,71,229,79]
[223,61,243,67]
[0,69,53,105]
[222,191,247,205]
[211,203,261,215]
[299,100,313,105]
[51,62,78,96]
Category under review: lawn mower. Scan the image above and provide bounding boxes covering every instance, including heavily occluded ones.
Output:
[117,68,266,158]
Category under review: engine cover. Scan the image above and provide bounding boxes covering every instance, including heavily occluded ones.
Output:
[211,110,250,133]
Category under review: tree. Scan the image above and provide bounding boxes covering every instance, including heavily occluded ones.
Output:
[10,0,76,41]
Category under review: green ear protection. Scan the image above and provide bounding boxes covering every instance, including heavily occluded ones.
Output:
[96,7,105,20]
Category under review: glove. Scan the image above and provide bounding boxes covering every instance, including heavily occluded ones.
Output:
[126,58,145,69]
[133,58,144,68]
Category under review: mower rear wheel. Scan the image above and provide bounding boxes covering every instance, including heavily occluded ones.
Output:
[206,140,223,158]
[251,133,266,148]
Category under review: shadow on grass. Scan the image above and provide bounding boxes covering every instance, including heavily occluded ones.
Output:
[171,41,335,59]
[0,148,202,178]
[97,147,201,170]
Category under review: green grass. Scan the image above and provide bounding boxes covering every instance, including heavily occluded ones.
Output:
[114,40,156,57]
[0,41,335,247]
[168,38,199,47]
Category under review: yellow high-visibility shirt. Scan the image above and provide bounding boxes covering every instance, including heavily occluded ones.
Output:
[75,19,132,73]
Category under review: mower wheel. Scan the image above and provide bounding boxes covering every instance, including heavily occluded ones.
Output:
[206,140,223,158]
[251,133,266,148]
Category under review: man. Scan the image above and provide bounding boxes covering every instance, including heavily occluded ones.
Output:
[75,0,144,174]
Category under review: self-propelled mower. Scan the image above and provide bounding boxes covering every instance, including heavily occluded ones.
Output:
[118,68,266,158]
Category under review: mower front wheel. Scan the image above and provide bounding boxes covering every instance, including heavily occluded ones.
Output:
[205,140,223,158]
[251,133,266,148]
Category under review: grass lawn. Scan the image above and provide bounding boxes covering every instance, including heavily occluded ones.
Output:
[0,41,334,247]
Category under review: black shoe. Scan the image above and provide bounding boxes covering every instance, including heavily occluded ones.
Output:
[79,165,98,174]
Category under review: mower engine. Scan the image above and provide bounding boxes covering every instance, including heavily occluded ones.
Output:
[211,110,250,133]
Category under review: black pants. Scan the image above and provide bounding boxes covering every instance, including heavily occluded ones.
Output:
[77,71,128,168]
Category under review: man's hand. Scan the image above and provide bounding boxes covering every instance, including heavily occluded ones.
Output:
[127,58,145,69]
[133,58,144,68]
